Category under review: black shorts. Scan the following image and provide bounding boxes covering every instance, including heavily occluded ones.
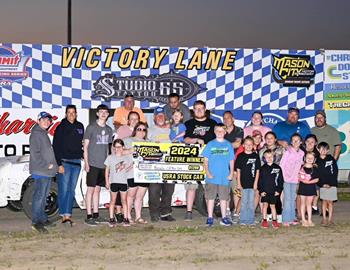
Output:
[86,166,105,187]
[110,183,128,192]
[127,178,150,188]
[261,193,277,204]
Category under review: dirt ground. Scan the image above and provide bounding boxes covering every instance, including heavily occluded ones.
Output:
[0,202,349,270]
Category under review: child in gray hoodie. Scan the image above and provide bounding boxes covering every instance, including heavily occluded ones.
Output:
[29,112,58,233]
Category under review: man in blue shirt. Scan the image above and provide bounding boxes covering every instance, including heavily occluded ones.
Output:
[273,107,311,148]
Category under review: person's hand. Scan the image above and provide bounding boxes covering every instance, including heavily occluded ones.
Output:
[58,165,65,174]
[323,184,330,188]
[207,172,214,179]
[227,174,233,181]
[197,139,205,145]
[105,182,110,190]
[48,164,53,170]
[237,184,242,190]
[274,191,280,196]
[261,192,266,197]
[84,163,90,173]
[280,141,289,149]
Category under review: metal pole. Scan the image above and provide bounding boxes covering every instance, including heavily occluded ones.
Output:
[67,0,72,45]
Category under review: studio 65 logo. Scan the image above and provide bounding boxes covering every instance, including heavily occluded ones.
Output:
[92,70,205,103]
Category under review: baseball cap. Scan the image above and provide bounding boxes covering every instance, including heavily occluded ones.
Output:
[154,106,165,115]
[315,110,326,118]
[252,130,262,137]
[38,111,53,121]
[288,107,300,114]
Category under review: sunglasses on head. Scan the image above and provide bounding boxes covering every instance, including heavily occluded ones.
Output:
[136,128,147,132]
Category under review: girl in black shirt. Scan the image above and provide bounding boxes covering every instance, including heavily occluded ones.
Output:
[297,151,319,227]
[316,142,338,226]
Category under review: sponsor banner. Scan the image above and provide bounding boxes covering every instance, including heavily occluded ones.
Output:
[0,44,323,111]
[325,110,350,169]
[324,50,350,110]
[133,142,205,184]
[0,109,89,157]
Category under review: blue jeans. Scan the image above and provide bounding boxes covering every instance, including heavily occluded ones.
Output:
[240,188,255,225]
[282,182,298,223]
[32,177,52,224]
[57,159,81,216]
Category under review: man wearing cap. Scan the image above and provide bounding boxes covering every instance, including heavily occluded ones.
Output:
[30,112,58,233]
[311,110,341,160]
[164,93,192,123]
[273,107,311,148]
[183,100,217,220]
[147,106,176,222]
[113,94,146,128]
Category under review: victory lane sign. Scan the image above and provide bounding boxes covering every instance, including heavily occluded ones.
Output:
[60,46,237,103]
[132,142,205,184]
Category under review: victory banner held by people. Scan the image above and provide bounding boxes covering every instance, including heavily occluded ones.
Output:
[132,142,205,184]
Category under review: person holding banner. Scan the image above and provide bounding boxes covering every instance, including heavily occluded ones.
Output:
[148,107,176,222]
[115,111,140,140]
[124,122,149,224]
[53,105,84,226]
[184,100,217,221]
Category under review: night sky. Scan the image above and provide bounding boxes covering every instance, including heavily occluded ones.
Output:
[0,0,349,49]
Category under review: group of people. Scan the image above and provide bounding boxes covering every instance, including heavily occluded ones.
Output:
[28,93,342,233]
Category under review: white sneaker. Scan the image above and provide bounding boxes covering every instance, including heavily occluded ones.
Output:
[267,214,272,222]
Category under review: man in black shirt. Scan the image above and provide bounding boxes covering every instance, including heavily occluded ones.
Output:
[223,111,244,150]
[183,100,217,220]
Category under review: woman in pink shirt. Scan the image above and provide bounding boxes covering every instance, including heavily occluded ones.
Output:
[280,133,304,226]
[115,111,140,140]
[244,111,271,148]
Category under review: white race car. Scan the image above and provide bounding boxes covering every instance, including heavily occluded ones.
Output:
[0,155,209,221]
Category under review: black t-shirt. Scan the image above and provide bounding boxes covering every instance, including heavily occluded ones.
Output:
[302,166,319,180]
[235,152,261,189]
[224,126,244,150]
[184,118,217,144]
[258,163,284,194]
[316,155,338,187]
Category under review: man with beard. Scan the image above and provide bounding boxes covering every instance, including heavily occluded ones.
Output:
[164,93,192,123]
[311,110,341,160]
[183,100,217,220]
[273,107,311,148]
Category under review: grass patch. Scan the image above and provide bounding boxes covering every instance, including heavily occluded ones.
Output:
[338,192,350,201]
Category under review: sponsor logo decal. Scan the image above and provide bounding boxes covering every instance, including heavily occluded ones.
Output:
[0,46,30,86]
[272,54,315,87]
